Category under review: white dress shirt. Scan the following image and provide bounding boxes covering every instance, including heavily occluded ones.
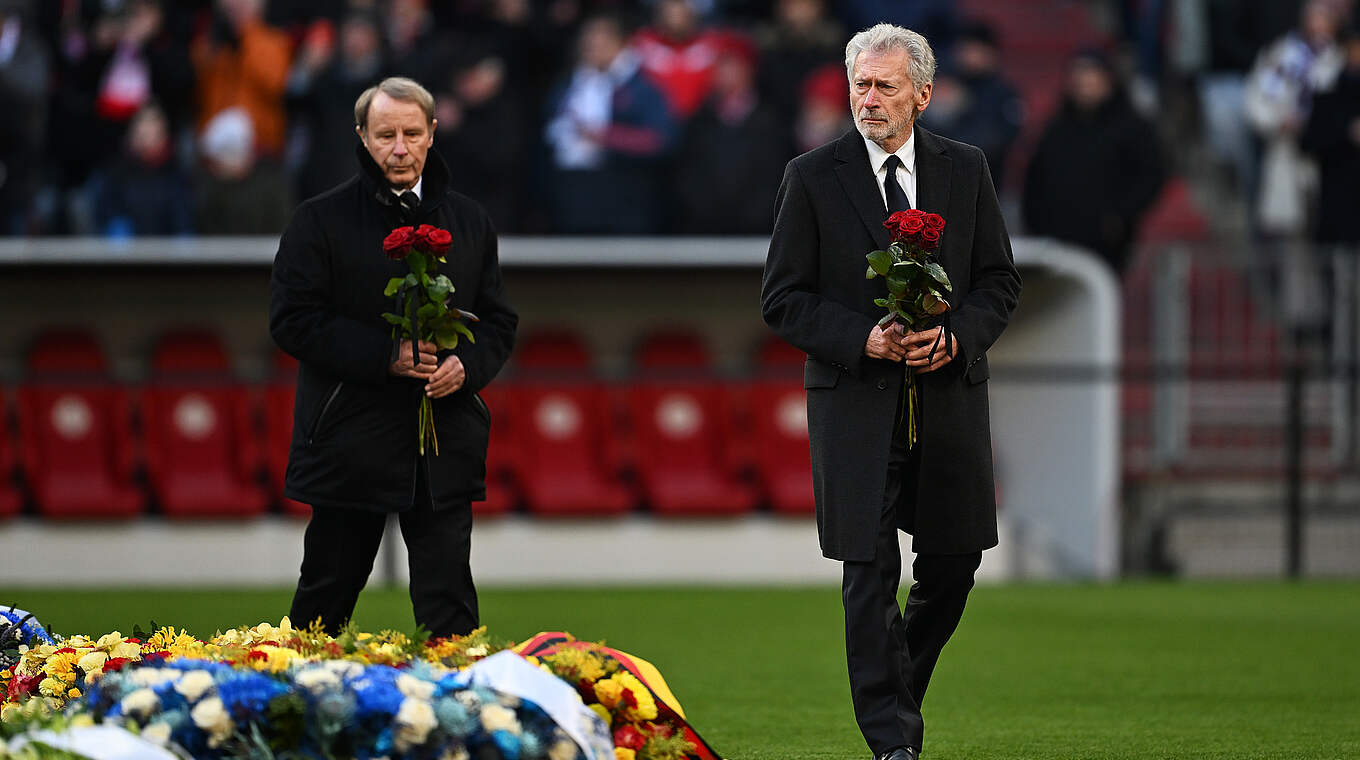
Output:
[391,176,423,200]
[864,130,916,212]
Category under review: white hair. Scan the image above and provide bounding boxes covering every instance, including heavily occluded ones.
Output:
[844,23,937,90]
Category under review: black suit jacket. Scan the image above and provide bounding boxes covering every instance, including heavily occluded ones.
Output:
[761,128,1021,560]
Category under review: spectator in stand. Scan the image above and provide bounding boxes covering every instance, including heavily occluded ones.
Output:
[1022,49,1166,273]
[288,11,386,202]
[633,0,726,120]
[544,13,676,234]
[93,102,194,236]
[794,63,853,154]
[385,0,458,90]
[1244,0,1345,238]
[0,0,49,234]
[1301,21,1360,246]
[917,21,1022,190]
[833,0,958,58]
[435,50,526,233]
[194,107,292,234]
[193,0,292,159]
[1187,0,1306,210]
[755,0,844,125]
[674,34,790,233]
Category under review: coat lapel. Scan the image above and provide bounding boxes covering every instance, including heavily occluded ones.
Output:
[913,127,951,219]
[833,132,893,251]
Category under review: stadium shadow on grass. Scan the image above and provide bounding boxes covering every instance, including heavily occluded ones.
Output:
[1,583,1357,760]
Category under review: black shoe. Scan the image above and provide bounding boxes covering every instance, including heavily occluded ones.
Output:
[877,749,918,760]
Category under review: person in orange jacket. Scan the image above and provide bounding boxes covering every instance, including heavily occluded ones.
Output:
[193,0,292,158]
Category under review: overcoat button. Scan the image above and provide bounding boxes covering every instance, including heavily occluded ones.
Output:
[876,379,887,390]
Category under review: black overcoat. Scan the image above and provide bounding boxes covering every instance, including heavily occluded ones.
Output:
[270,146,518,513]
[761,128,1021,561]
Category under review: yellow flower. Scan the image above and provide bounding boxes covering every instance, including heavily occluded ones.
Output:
[594,678,624,709]
[78,650,109,677]
[67,687,82,699]
[615,749,636,760]
[38,677,68,699]
[595,673,657,722]
[1,703,21,722]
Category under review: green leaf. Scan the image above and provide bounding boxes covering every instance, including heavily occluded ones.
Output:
[866,249,893,276]
[877,312,897,328]
[922,261,952,291]
[409,251,428,277]
[403,273,419,289]
[383,277,405,297]
[452,320,476,344]
[421,272,433,287]
[886,275,909,297]
[891,259,924,273]
[866,265,879,280]
[873,298,890,308]
[381,313,411,331]
[434,330,460,350]
[416,302,439,321]
[923,292,950,315]
[429,274,454,303]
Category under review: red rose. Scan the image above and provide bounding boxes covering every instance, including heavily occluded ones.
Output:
[921,226,941,250]
[923,213,945,231]
[902,216,925,237]
[614,725,647,751]
[103,657,133,673]
[884,210,929,243]
[382,227,418,260]
[424,227,453,254]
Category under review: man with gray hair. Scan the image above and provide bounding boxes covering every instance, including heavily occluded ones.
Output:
[271,76,517,638]
[761,24,1020,760]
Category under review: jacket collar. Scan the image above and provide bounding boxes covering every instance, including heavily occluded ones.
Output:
[355,143,452,218]
[833,126,951,250]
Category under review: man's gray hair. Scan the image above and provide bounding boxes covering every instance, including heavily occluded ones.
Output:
[354,77,435,130]
[844,23,937,90]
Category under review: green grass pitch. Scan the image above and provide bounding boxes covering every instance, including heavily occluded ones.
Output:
[2,582,1357,760]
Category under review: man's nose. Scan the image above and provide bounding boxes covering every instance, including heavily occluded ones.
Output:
[863,86,879,108]
[392,137,408,156]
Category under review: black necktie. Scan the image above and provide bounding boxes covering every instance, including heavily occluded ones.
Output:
[397,190,420,222]
[883,154,911,213]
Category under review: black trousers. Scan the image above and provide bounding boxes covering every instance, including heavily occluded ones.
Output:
[842,435,982,756]
[289,462,478,638]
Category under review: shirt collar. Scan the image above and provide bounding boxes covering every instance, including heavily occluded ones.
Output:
[864,129,916,176]
[391,176,423,200]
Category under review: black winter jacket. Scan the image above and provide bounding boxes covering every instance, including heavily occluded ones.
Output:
[270,145,517,512]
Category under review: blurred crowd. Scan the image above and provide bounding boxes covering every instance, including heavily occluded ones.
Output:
[0,0,1356,259]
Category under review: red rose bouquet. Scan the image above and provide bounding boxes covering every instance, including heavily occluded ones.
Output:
[865,209,952,447]
[381,224,477,455]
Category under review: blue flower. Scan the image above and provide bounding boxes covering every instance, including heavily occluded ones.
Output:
[492,729,522,760]
[434,696,475,736]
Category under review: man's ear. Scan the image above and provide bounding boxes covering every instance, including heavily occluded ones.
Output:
[428,119,438,143]
[355,125,365,144]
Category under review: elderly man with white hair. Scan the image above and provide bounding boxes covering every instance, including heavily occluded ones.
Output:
[761,23,1021,760]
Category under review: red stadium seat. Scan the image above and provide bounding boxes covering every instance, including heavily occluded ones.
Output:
[140,329,267,518]
[504,330,632,516]
[0,390,23,518]
[625,331,756,516]
[263,350,309,517]
[473,386,517,516]
[745,337,815,514]
[16,330,143,519]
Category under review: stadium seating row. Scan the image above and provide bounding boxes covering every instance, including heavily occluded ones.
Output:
[0,329,814,520]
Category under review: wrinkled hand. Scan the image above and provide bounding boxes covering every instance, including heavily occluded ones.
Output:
[389,340,440,379]
[865,323,907,361]
[903,327,957,373]
[426,355,466,398]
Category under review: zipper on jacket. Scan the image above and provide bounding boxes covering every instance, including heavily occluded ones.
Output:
[307,381,344,444]
[472,392,490,424]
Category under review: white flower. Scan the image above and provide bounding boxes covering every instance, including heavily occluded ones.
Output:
[142,722,172,746]
[77,651,109,675]
[480,703,520,735]
[465,645,488,657]
[396,674,436,701]
[191,697,234,748]
[548,737,579,760]
[322,660,364,680]
[174,670,216,702]
[119,688,160,719]
[439,748,471,760]
[128,670,177,688]
[294,668,341,694]
[393,698,438,751]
